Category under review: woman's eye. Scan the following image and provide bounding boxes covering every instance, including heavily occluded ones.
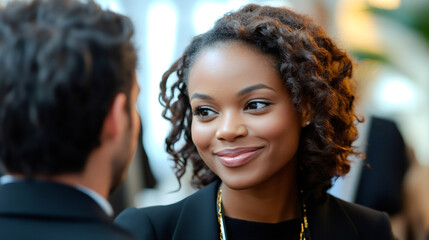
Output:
[193,107,216,119]
[245,101,271,111]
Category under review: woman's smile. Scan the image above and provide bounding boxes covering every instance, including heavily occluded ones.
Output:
[214,147,264,167]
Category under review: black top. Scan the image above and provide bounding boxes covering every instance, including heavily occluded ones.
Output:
[115,180,395,240]
[224,216,300,240]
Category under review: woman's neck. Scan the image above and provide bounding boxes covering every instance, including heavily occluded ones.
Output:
[221,165,299,223]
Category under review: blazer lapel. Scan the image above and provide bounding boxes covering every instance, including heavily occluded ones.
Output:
[172,181,220,240]
[308,194,359,240]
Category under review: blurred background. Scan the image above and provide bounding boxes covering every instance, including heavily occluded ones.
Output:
[1,0,427,239]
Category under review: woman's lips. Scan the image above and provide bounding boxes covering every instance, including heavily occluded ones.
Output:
[215,147,263,167]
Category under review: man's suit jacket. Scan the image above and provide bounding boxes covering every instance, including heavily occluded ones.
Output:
[0,180,137,240]
[115,181,394,240]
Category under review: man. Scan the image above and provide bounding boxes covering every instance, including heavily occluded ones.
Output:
[0,0,140,239]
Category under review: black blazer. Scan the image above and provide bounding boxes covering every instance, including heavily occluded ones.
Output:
[115,181,394,240]
[0,180,137,240]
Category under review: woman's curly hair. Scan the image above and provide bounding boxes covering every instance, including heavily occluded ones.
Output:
[159,4,361,201]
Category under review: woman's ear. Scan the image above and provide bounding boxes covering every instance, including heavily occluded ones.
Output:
[101,93,128,141]
[300,104,312,128]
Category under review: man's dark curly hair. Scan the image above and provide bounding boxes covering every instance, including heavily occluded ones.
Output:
[159,4,361,201]
[0,0,137,177]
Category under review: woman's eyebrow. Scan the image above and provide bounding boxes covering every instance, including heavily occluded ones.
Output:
[190,93,213,100]
[190,84,275,100]
[238,84,275,96]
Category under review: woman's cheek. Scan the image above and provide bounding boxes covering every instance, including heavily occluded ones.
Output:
[251,112,300,142]
[191,121,213,151]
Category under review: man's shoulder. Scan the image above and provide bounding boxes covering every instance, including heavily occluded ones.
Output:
[0,209,137,240]
[0,180,108,218]
[0,181,138,239]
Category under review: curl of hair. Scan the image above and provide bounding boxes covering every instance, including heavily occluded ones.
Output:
[159,4,361,201]
[0,0,137,176]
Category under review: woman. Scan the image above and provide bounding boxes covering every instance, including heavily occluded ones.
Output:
[115,4,394,240]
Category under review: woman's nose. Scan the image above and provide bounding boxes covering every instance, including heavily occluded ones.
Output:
[215,112,248,141]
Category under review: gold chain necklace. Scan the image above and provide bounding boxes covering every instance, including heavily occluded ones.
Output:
[216,186,310,240]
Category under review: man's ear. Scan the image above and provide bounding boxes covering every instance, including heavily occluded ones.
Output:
[101,93,127,141]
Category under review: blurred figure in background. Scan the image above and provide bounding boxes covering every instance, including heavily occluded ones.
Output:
[0,0,139,239]
[353,116,409,215]
[402,151,429,240]
[329,114,410,239]
[329,114,409,214]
